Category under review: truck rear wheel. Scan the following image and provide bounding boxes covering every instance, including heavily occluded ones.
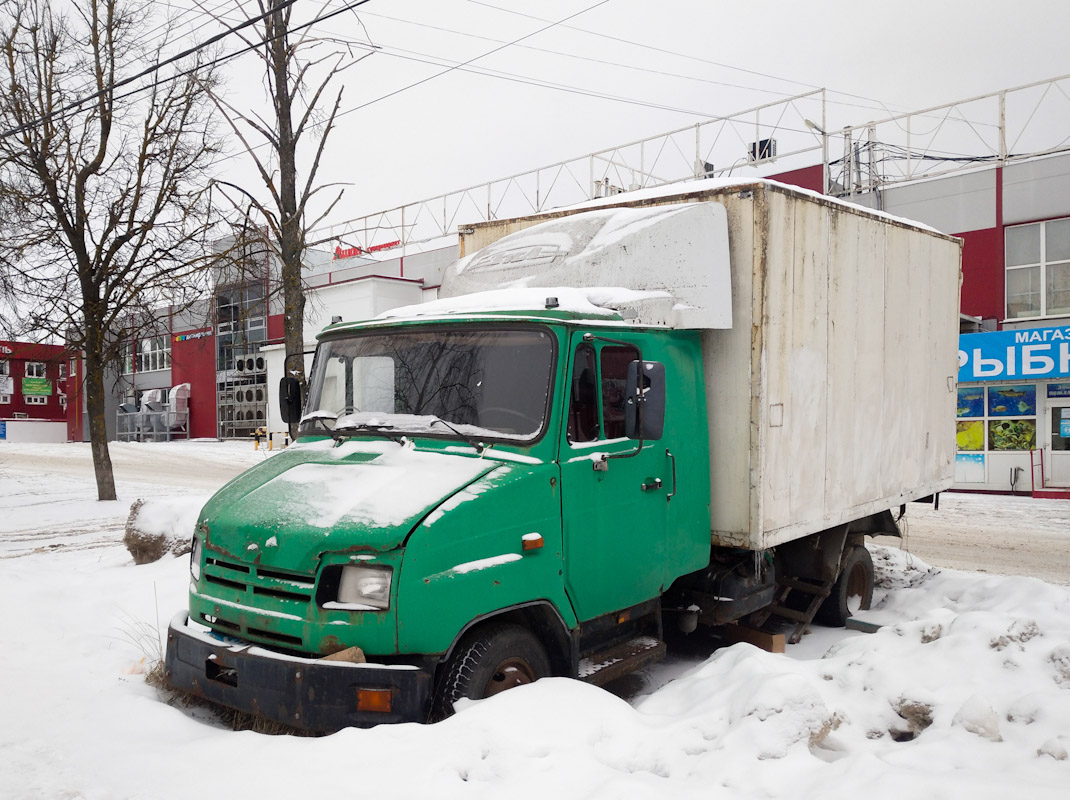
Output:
[431,623,550,721]
[815,545,874,627]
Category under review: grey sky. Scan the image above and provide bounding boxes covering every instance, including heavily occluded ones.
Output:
[185,0,1070,225]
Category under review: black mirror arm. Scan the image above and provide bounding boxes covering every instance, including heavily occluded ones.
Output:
[592,398,645,471]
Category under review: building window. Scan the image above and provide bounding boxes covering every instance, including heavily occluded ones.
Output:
[137,336,171,373]
[1006,218,1070,319]
[26,395,48,405]
[957,384,1038,453]
[0,393,10,404]
[26,361,46,378]
[0,359,9,376]
[59,363,66,379]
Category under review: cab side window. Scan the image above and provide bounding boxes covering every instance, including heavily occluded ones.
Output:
[567,342,640,443]
[600,345,639,439]
[567,344,599,442]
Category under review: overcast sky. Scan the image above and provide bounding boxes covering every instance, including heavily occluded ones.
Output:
[177,0,1070,232]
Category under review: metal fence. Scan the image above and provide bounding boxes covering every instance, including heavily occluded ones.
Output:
[315,73,1070,253]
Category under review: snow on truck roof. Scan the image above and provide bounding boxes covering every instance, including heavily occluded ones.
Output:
[355,179,953,332]
[550,175,952,238]
[378,201,734,330]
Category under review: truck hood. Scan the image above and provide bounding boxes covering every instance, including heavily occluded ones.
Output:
[199,439,499,569]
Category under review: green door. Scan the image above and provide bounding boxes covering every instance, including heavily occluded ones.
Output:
[559,332,673,622]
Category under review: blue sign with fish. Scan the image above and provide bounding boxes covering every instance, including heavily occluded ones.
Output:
[959,326,1070,382]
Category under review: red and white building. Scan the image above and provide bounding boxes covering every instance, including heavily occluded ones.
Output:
[0,340,70,442]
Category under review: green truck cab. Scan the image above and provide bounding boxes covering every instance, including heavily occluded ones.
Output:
[165,182,962,730]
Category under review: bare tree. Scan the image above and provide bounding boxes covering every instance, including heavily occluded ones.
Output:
[209,0,372,437]
[0,0,222,501]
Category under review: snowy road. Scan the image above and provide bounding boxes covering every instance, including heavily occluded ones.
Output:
[0,441,268,558]
[903,492,1070,584]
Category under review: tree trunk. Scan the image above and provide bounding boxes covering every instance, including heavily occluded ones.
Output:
[83,328,117,501]
[271,0,306,440]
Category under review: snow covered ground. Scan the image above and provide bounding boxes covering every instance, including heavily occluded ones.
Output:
[2,441,1069,799]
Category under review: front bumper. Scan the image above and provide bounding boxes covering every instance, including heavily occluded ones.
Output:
[164,612,433,731]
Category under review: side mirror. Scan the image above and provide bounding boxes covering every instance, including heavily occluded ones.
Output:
[279,376,303,424]
[624,360,665,441]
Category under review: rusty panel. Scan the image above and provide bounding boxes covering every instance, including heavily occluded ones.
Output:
[759,191,830,536]
[823,210,887,512]
[704,191,757,546]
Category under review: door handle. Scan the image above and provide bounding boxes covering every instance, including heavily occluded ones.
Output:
[666,449,676,502]
[641,478,663,492]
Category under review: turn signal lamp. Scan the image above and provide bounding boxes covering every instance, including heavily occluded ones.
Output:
[356,688,393,713]
[522,533,544,551]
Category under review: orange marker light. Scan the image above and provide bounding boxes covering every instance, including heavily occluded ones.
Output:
[356,688,393,713]
[522,533,544,551]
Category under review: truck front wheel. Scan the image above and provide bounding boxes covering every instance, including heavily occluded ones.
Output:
[431,623,550,720]
[815,545,874,627]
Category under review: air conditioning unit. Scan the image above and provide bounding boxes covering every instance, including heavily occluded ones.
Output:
[748,138,777,163]
[234,355,266,374]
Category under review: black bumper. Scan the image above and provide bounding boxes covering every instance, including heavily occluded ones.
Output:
[164,613,433,731]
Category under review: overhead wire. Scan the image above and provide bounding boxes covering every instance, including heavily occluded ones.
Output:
[461,0,913,118]
[1,0,304,138]
[329,0,614,119]
[0,0,373,140]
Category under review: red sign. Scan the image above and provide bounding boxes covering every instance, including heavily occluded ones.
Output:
[334,240,401,260]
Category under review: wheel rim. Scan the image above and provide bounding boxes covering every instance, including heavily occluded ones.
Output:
[482,657,538,697]
[845,562,869,615]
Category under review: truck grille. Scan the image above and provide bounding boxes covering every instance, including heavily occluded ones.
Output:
[199,556,316,648]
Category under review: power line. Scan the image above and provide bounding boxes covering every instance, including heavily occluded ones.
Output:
[1,0,304,139]
[1,0,373,140]
[332,0,613,119]
[355,8,825,103]
[462,0,911,117]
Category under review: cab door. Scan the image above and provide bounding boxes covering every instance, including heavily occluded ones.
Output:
[558,332,672,622]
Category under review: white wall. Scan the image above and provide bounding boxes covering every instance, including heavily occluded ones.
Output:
[302,277,424,342]
[0,420,67,443]
[881,168,997,234]
[1003,152,1070,225]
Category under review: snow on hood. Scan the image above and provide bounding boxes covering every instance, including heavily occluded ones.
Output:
[199,441,499,565]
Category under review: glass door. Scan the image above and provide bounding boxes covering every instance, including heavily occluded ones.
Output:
[1049,404,1070,486]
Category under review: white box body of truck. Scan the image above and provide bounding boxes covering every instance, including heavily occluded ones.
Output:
[453,179,963,551]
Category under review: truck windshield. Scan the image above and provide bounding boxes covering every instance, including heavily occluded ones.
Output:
[301,327,555,442]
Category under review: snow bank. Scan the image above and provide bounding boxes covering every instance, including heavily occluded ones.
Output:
[3,442,1070,799]
[122,495,207,564]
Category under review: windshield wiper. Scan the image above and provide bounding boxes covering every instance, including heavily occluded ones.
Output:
[332,422,405,445]
[430,418,486,454]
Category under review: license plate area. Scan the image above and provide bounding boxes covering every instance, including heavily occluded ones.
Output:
[205,656,238,687]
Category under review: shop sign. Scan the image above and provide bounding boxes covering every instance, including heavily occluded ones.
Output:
[959,326,1070,382]
[22,377,52,396]
[0,421,5,439]
[1048,383,1070,399]
[1062,409,1070,439]
[174,330,211,342]
[334,240,401,260]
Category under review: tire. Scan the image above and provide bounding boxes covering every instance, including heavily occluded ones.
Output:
[431,623,550,721]
[815,545,874,627]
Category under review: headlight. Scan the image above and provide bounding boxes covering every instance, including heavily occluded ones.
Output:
[335,565,393,610]
[190,537,201,581]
